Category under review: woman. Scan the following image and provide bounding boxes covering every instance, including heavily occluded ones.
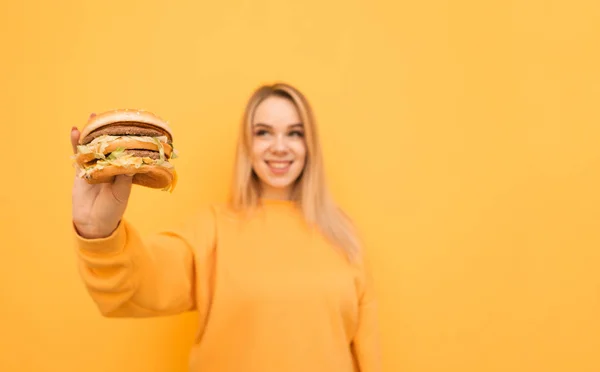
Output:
[71,83,381,371]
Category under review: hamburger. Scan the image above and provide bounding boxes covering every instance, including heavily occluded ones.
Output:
[73,109,179,192]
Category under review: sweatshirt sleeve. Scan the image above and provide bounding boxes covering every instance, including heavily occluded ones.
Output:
[351,257,382,372]
[73,205,217,318]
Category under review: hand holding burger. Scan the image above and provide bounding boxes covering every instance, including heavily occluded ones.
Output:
[70,109,179,239]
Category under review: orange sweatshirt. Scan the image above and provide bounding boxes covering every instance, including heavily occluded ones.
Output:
[74,199,381,372]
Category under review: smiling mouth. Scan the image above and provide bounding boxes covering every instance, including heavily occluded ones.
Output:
[265,160,293,173]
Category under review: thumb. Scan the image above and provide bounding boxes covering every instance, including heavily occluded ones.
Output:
[71,127,80,154]
[111,174,134,204]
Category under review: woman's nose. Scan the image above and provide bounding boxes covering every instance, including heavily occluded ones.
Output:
[271,135,287,153]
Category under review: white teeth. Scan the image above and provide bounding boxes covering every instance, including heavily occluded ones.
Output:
[268,162,290,169]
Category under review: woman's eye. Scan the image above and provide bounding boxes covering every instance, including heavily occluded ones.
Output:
[254,130,269,136]
[289,131,304,137]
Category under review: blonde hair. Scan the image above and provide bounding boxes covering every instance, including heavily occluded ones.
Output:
[229,82,361,261]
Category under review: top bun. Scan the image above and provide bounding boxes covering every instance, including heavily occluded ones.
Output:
[79,109,174,144]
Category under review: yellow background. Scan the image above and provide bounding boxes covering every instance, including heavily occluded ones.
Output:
[1,0,600,371]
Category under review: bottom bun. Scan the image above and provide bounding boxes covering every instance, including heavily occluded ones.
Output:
[83,164,175,189]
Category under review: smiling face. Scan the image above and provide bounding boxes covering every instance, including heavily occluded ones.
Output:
[251,94,307,200]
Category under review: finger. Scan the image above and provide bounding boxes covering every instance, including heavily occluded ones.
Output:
[71,126,80,154]
[111,174,134,205]
[71,127,85,178]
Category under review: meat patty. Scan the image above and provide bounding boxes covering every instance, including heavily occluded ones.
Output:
[82,123,171,144]
[124,149,161,159]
